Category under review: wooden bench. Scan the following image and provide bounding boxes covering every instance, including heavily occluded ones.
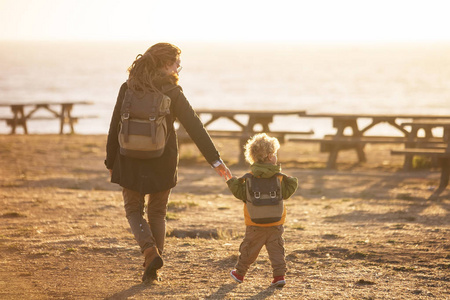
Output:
[0,101,95,134]
[1,115,98,134]
[289,135,442,168]
[391,148,450,199]
[1,115,97,123]
[391,148,450,157]
[294,113,450,168]
[399,120,450,170]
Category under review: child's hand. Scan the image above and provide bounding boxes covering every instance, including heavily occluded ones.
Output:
[214,163,232,181]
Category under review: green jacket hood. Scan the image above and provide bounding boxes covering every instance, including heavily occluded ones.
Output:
[250,163,281,178]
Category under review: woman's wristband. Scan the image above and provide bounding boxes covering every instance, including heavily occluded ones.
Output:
[211,159,223,168]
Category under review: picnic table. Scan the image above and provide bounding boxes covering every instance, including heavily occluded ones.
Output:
[391,119,450,199]
[176,109,311,164]
[0,101,95,134]
[291,113,450,169]
[401,119,450,143]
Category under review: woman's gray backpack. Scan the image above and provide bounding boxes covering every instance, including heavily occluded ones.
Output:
[243,173,284,224]
[118,86,176,159]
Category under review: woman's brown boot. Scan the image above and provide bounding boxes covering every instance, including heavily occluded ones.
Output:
[142,246,163,282]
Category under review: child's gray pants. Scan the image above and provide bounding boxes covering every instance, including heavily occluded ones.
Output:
[235,225,287,277]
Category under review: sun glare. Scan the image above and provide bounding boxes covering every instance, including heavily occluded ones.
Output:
[0,0,449,42]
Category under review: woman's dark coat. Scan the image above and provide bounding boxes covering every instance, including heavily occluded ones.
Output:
[105,81,221,194]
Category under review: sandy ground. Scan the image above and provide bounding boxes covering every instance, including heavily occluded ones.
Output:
[0,135,449,300]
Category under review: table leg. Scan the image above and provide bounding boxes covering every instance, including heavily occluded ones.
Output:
[403,128,419,171]
[60,105,65,134]
[444,128,450,142]
[10,105,27,134]
[60,104,74,134]
[429,157,450,200]
[350,122,366,163]
[68,105,75,134]
[327,148,339,169]
[326,119,366,168]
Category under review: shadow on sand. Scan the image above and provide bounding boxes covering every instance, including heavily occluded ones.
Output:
[204,282,281,299]
[246,285,281,300]
[205,283,237,299]
[105,281,157,300]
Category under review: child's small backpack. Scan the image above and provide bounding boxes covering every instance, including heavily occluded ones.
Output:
[118,85,175,159]
[243,173,284,224]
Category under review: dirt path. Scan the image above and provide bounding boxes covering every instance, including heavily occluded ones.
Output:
[0,135,449,299]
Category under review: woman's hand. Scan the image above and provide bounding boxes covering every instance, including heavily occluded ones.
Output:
[214,163,232,181]
[108,169,112,176]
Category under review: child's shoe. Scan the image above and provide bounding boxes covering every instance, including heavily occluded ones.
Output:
[230,270,244,283]
[271,276,286,287]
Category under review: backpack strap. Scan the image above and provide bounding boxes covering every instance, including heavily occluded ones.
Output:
[121,90,133,143]
[240,173,253,203]
[273,172,290,182]
[148,97,158,144]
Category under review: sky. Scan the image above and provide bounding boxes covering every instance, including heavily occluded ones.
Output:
[0,0,449,43]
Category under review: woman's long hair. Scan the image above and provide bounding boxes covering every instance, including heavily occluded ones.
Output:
[127,43,181,93]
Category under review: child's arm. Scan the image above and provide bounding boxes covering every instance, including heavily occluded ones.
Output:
[281,175,299,199]
[226,176,247,202]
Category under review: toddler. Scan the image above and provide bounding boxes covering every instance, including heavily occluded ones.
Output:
[227,133,298,287]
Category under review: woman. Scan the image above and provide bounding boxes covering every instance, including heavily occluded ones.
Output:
[105,43,232,282]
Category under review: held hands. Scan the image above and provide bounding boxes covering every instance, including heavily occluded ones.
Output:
[214,163,232,181]
[110,164,232,180]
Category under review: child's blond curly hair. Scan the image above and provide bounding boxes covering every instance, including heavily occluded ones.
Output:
[244,133,280,164]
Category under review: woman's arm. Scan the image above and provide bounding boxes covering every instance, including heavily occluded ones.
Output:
[171,88,219,163]
[170,87,231,179]
[105,82,127,169]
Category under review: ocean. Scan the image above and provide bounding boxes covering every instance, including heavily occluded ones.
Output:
[1,41,449,136]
